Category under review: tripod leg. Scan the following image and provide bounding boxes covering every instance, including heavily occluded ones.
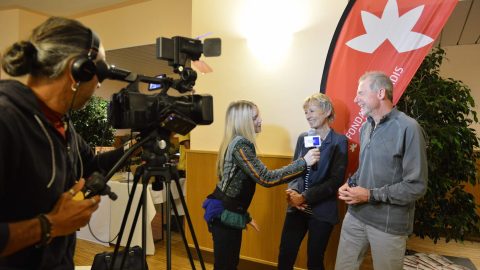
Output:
[110,167,143,270]
[169,189,196,269]
[165,180,172,270]
[173,178,206,270]
[120,172,149,270]
[141,173,148,270]
[160,198,164,241]
[119,191,144,270]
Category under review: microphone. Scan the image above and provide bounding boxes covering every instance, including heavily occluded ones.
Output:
[304,129,321,170]
[96,60,138,83]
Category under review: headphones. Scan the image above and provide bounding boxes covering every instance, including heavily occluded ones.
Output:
[71,29,100,82]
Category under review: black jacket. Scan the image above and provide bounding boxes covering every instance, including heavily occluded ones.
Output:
[287,130,348,224]
[0,80,123,269]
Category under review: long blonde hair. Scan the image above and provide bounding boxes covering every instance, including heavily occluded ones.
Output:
[216,100,258,177]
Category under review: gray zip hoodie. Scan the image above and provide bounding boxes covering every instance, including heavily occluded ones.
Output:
[348,108,428,235]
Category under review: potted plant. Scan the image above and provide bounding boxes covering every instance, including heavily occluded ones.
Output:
[70,96,115,147]
[397,47,480,243]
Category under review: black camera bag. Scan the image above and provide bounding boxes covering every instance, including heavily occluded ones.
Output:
[91,245,148,270]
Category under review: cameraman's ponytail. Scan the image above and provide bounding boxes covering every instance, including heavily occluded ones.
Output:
[2,41,38,77]
[2,17,92,79]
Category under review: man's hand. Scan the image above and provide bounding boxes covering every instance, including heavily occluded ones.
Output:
[47,179,101,238]
[338,182,370,205]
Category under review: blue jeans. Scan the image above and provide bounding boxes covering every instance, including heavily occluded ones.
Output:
[278,211,334,270]
[210,219,242,270]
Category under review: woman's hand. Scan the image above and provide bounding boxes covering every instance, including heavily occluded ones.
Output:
[303,148,320,166]
[286,189,307,210]
[247,218,260,232]
[288,191,305,206]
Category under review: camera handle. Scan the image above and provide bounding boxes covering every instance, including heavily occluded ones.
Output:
[107,129,206,270]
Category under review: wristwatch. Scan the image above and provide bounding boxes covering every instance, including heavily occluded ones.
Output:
[368,189,376,203]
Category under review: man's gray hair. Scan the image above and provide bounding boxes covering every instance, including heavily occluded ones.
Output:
[359,71,393,102]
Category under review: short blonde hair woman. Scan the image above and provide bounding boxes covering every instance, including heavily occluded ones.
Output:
[278,92,348,270]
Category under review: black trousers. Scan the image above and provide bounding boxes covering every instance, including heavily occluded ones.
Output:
[210,220,243,270]
[278,211,334,270]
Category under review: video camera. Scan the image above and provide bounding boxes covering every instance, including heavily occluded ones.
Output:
[96,36,221,135]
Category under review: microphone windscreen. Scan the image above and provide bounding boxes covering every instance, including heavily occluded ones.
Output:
[203,38,221,57]
[304,129,321,148]
[95,60,137,83]
[305,129,321,171]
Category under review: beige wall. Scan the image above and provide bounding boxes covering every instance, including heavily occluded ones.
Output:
[76,0,192,51]
[191,0,349,155]
[0,9,46,51]
[440,44,480,134]
[0,1,350,156]
[0,10,21,54]
[75,0,192,102]
[0,1,192,98]
[2,2,478,155]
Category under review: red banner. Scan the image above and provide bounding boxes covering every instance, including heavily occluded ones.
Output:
[321,0,458,175]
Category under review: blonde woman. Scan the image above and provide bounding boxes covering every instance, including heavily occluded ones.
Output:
[203,100,320,270]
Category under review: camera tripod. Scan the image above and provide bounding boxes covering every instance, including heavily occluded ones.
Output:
[105,129,205,270]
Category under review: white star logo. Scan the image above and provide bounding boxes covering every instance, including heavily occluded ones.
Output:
[346,0,433,53]
[349,143,357,153]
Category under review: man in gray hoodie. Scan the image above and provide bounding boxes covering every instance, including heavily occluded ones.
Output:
[335,71,428,270]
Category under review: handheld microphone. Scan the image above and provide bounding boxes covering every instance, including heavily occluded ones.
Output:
[304,129,321,170]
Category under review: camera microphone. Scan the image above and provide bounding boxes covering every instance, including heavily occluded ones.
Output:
[304,129,321,171]
[96,60,138,83]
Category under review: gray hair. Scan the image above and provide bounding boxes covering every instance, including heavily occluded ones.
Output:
[2,17,93,79]
[359,71,393,101]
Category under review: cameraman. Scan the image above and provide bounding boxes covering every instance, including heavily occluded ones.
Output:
[0,17,125,269]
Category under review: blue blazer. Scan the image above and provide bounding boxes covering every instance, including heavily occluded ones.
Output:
[288,129,348,224]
